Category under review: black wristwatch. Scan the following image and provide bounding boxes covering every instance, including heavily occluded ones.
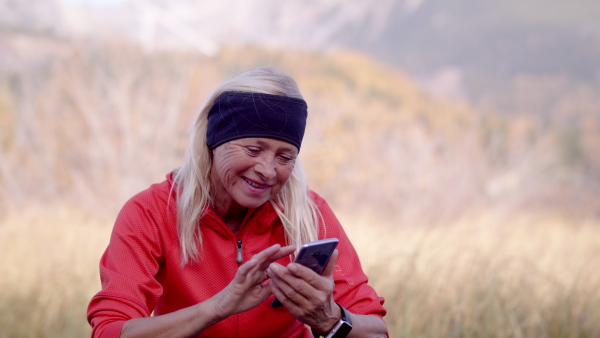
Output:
[312,302,353,338]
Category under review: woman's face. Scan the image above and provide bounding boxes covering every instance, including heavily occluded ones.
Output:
[210,137,298,213]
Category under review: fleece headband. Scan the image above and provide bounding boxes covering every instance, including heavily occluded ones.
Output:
[206,91,308,151]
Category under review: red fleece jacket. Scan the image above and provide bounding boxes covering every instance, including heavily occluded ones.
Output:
[87,173,386,337]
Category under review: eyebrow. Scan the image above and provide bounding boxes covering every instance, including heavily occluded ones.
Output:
[254,139,298,155]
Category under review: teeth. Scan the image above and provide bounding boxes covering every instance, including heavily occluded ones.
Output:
[244,178,268,189]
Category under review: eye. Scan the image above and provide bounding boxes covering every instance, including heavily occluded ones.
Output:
[278,154,296,164]
[245,146,261,155]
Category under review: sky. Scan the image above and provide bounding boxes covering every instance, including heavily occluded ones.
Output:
[61,0,124,6]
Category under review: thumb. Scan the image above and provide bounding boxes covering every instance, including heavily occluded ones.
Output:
[321,249,339,278]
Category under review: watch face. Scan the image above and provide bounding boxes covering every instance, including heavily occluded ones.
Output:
[332,322,352,338]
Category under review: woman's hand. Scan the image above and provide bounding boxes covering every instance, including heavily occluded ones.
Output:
[211,244,296,320]
[266,249,342,333]
[120,244,296,338]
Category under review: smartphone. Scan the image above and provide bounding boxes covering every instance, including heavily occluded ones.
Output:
[271,237,339,307]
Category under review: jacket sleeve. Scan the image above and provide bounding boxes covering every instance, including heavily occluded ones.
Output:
[87,192,166,337]
[311,192,387,319]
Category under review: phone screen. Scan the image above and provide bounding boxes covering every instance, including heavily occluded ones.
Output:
[294,238,339,275]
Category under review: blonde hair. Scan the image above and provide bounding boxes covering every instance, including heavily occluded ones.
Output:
[173,67,321,264]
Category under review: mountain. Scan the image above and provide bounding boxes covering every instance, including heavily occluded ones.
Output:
[1,0,599,219]
[4,0,597,125]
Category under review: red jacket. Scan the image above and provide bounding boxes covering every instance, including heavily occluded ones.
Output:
[87,173,386,337]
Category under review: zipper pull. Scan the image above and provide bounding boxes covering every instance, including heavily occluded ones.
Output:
[236,240,243,264]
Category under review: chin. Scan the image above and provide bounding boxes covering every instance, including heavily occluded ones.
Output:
[236,196,271,209]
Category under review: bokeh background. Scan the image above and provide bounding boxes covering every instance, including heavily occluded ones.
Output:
[1,0,600,337]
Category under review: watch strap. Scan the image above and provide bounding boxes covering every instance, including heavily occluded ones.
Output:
[335,302,352,325]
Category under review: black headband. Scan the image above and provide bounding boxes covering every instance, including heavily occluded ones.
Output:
[206,91,308,151]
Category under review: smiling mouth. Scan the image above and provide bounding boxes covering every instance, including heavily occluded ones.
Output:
[243,177,270,189]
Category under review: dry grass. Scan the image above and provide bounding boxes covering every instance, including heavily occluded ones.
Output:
[1,208,599,337]
[340,211,600,338]
[0,208,112,338]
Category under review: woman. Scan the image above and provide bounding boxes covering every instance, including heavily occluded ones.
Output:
[87,67,388,337]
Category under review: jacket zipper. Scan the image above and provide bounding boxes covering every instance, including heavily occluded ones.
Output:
[236,240,243,264]
[236,239,243,337]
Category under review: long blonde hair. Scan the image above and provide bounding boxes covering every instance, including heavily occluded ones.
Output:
[173,67,321,264]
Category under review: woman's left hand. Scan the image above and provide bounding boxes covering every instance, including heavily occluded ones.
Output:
[267,249,342,333]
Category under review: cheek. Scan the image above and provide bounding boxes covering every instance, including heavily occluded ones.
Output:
[213,150,243,183]
[219,159,244,183]
[270,166,294,196]
[276,165,295,185]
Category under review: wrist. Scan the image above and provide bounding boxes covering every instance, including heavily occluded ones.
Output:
[204,295,230,324]
[311,302,353,338]
[313,303,343,334]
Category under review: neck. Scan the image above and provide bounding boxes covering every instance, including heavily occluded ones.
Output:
[213,198,248,236]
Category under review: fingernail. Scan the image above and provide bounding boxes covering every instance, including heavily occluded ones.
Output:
[288,263,298,273]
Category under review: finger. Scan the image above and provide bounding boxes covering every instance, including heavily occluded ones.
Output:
[239,244,283,273]
[268,273,304,309]
[286,249,338,289]
[253,244,282,263]
[268,263,314,308]
[267,246,337,302]
[267,263,294,298]
[238,245,296,284]
[250,245,295,271]
[255,281,274,301]
[267,276,285,302]
[261,245,295,268]
[250,247,296,282]
[234,246,278,283]
[266,262,287,282]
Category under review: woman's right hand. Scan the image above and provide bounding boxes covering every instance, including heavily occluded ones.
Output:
[120,244,295,338]
[211,244,296,319]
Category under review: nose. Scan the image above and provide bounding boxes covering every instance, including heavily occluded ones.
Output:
[254,154,276,181]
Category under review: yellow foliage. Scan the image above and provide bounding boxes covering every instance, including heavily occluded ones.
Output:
[1,41,598,221]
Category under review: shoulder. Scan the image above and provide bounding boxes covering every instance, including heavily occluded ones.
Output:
[308,190,330,209]
[307,190,346,237]
[113,173,178,242]
[126,173,175,209]
[308,190,338,221]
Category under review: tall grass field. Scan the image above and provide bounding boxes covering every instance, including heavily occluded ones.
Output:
[1,208,599,337]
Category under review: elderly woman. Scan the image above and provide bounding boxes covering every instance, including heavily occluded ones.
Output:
[87,67,387,337]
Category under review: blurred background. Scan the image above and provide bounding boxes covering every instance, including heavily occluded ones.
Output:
[1,0,599,337]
